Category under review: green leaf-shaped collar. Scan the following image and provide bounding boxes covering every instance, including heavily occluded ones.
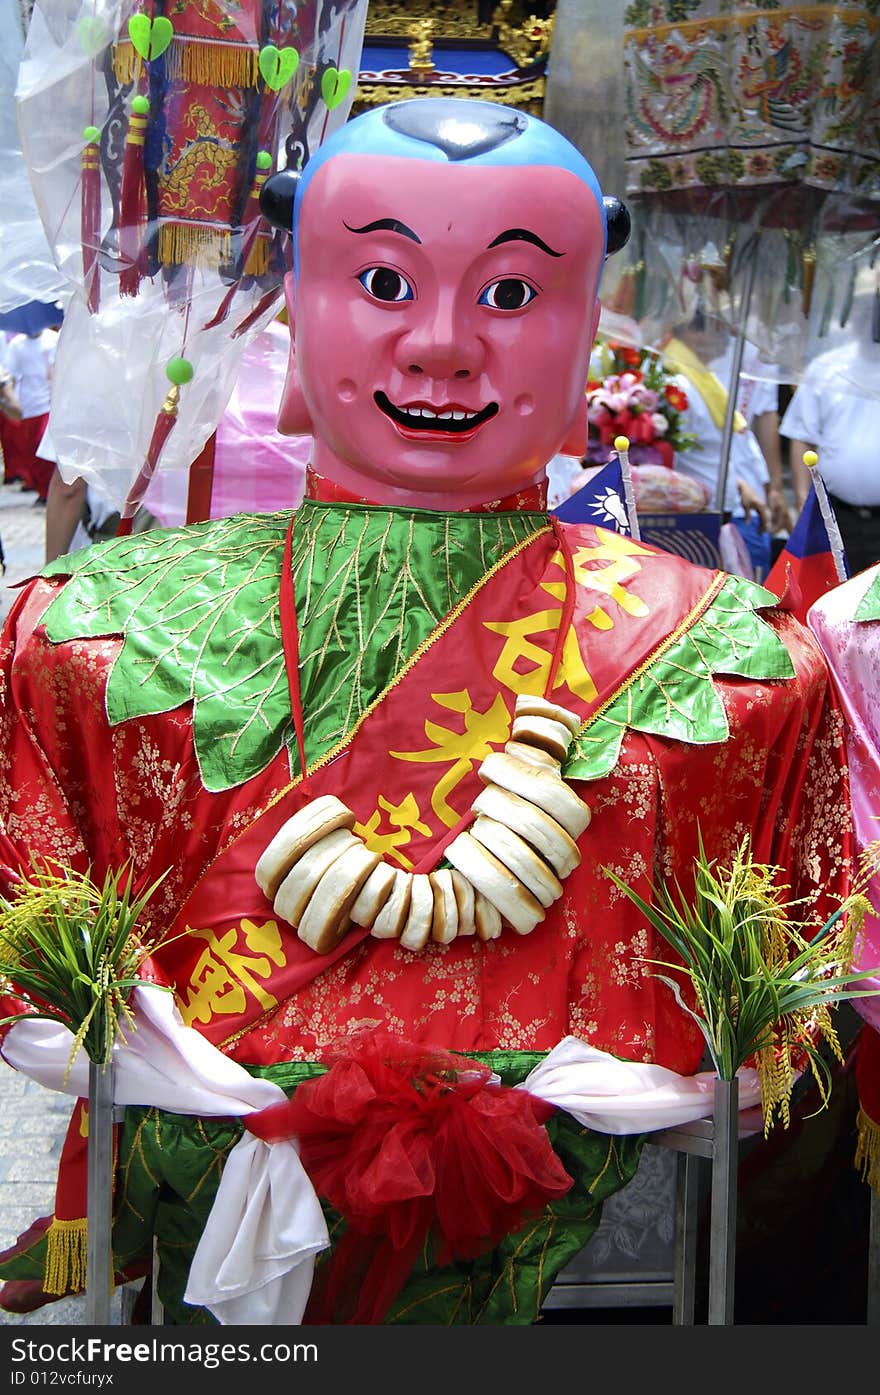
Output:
[40,504,548,793]
[567,574,795,781]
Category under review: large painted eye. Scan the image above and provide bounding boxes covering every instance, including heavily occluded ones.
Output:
[358,267,414,302]
[478,278,537,311]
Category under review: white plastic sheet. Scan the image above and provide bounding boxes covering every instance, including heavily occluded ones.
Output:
[12,0,369,510]
[0,0,68,312]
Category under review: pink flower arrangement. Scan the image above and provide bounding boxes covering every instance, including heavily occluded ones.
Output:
[586,344,697,468]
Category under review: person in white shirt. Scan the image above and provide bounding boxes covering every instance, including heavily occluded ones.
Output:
[4,328,55,499]
[661,315,781,577]
[712,346,791,581]
[0,333,21,479]
[780,340,880,578]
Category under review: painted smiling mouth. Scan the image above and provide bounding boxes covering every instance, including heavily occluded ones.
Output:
[375,391,499,433]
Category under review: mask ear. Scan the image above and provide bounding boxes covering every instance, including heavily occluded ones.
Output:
[603,197,631,256]
[277,271,314,436]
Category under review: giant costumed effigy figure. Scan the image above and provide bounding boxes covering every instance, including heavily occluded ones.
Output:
[0,96,856,1324]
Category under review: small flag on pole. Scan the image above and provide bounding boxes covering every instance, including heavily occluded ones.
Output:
[552,436,638,536]
[764,452,848,623]
[614,434,641,541]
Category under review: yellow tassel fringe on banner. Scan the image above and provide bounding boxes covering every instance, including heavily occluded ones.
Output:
[158,222,232,270]
[44,1217,88,1296]
[113,39,259,88]
[854,1106,880,1194]
[244,235,270,278]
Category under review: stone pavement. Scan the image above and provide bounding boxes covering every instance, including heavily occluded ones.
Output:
[0,483,125,1325]
[0,480,46,622]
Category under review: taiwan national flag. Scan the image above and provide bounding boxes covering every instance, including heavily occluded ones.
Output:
[764,484,847,624]
[551,456,632,534]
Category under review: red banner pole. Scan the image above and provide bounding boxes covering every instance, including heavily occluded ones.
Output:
[186,431,217,525]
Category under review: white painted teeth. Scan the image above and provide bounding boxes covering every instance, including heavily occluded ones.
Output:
[403,406,475,421]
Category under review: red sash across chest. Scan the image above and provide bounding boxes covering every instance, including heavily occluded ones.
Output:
[161,524,721,1047]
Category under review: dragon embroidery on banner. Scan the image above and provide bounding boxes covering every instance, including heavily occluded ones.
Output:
[160,102,241,213]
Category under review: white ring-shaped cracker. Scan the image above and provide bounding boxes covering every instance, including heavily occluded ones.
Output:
[255,795,357,899]
[444,831,544,935]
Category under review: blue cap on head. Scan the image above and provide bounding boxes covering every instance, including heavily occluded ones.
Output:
[261,98,614,279]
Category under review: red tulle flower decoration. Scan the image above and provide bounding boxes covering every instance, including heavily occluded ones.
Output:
[247,1033,573,1324]
[615,344,642,368]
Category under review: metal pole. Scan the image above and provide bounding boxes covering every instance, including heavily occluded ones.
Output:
[715,236,761,514]
[615,439,641,540]
[707,1075,738,1325]
[85,1061,115,1325]
[807,461,848,581]
[672,1151,699,1325]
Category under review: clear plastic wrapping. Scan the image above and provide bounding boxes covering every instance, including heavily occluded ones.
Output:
[13,0,369,512]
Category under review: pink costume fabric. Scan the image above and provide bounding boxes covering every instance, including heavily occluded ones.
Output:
[809,564,880,1021]
[809,564,880,1184]
[144,322,310,527]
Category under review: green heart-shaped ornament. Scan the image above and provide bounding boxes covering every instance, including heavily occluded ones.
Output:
[258,44,299,92]
[321,67,352,110]
[77,14,109,58]
[128,13,174,61]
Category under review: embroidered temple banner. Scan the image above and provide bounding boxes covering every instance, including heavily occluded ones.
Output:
[623,0,878,200]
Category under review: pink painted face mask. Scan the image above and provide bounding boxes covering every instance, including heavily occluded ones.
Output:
[281,153,605,510]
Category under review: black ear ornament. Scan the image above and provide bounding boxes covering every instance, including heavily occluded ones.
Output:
[603,197,631,257]
[259,168,301,232]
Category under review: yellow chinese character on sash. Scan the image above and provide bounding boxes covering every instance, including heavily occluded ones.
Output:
[562,533,652,622]
[484,606,600,707]
[389,690,511,826]
[179,919,286,1027]
[355,792,432,870]
[501,534,651,702]
[483,608,560,696]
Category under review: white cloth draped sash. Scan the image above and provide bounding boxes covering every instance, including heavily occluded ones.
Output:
[1,987,761,1324]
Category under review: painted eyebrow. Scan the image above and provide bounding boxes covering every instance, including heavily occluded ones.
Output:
[342,218,422,244]
[486,228,564,257]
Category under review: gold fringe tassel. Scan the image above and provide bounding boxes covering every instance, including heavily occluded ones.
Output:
[855,1107,880,1194]
[112,42,136,85]
[44,1218,88,1296]
[113,38,259,88]
[158,221,232,270]
[244,235,270,278]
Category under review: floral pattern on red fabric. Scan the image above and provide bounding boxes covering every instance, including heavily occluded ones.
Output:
[246,1031,572,1323]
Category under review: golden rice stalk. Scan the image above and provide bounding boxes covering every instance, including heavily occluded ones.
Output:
[605,833,880,1134]
[0,858,170,1076]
